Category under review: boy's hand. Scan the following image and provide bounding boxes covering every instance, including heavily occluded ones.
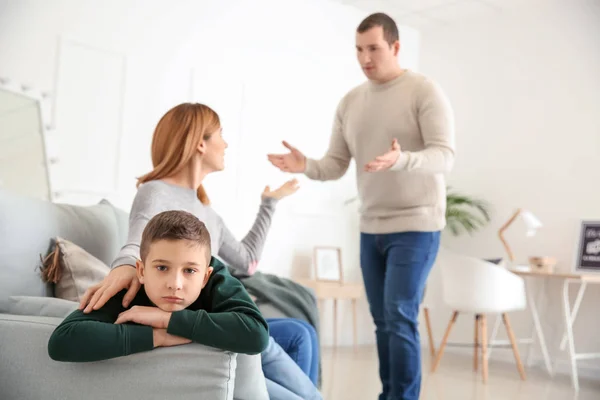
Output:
[152,328,191,348]
[115,306,171,329]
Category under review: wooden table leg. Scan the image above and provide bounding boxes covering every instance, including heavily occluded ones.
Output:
[474,314,480,371]
[333,298,338,348]
[352,298,358,351]
[481,315,488,383]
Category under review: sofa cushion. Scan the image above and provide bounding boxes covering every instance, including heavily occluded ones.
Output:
[0,314,236,400]
[7,296,78,318]
[41,238,110,302]
[233,354,269,400]
[0,189,124,311]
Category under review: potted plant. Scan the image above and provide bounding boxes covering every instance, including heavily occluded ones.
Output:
[445,187,491,236]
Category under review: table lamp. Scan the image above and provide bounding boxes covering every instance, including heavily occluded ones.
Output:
[498,208,543,263]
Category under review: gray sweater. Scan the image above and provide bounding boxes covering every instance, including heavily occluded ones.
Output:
[111,180,277,275]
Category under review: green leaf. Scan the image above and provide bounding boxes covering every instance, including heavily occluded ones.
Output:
[445,187,492,237]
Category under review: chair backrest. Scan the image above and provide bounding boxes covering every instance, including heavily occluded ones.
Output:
[437,248,526,314]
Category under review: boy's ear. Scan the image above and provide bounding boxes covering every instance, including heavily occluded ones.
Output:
[136,259,145,284]
[202,267,214,289]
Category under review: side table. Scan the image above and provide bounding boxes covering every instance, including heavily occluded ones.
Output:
[296,279,364,349]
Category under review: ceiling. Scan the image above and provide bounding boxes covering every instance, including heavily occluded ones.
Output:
[339,0,521,30]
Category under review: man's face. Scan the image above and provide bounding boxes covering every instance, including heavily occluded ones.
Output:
[137,239,212,312]
[356,26,400,82]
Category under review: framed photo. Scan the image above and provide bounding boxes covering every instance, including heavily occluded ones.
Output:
[313,247,343,282]
[574,220,600,272]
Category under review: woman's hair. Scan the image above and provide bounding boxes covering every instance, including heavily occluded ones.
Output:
[137,103,220,205]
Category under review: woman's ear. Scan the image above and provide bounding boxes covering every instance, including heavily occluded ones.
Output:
[136,260,145,284]
[197,139,207,155]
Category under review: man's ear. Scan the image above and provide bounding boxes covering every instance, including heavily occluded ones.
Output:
[202,267,214,288]
[393,40,400,56]
[136,259,145,284]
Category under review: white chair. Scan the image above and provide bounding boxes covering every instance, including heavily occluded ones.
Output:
[430,249,527,383]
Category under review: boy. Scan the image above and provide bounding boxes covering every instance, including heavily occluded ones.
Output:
[48,210,270,362]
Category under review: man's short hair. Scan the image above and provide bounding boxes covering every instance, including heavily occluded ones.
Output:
[357,13,399,46]
[140,210,211,264]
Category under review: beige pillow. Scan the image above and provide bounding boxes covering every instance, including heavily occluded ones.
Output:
[40,237,110,302]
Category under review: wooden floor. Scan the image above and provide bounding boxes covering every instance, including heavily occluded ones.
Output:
[320,346,600,400]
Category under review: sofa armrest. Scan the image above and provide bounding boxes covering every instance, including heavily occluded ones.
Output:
[0,313,237,400]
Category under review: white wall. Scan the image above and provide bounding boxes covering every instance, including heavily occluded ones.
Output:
[419,0,600,376]
[0,0,420,346]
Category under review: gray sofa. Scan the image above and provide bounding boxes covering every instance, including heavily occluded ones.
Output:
[0,189,269,400]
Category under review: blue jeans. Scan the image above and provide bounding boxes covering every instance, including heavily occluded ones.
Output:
[360,231,441,400]
[267,318,319,385]
[261,338,322,400]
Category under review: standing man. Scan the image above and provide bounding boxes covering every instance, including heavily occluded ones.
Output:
[267,13,455,400]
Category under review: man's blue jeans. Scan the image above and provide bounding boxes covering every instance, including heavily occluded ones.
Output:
[360,231,441,400]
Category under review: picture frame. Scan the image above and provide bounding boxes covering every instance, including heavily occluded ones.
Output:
[574,220,600,272]
[313,246,343,282]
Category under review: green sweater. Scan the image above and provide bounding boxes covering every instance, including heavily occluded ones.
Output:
[47,258,269,362]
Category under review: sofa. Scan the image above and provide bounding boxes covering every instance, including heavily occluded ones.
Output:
[0,189,273,400]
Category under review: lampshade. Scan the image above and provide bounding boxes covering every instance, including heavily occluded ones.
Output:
[520,210,543,236]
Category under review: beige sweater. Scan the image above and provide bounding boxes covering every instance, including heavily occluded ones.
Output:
[304,70,455,234]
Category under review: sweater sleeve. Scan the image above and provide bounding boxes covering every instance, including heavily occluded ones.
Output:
[47,291,154,362]
[216,197,277,275]
[166,262,269,354]
[111,186,157,269]
[391,78,455,173]
[304,99,352,181]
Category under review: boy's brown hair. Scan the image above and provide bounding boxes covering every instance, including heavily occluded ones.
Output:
[139,210,211,264]
[357,12,399,46]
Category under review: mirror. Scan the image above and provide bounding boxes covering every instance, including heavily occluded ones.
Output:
[0,86,52,200]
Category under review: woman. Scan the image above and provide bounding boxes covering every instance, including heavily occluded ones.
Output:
[78,103,321,400]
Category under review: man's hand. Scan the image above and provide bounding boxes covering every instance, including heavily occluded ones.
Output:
[364,139,401,172]
[262,178,300,200]
[267,141,306,173]
[152,328,192,348]
[115,306,171,329]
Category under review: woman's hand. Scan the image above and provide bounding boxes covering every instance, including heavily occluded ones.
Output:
[261,178,300,201]
[78,265,141,313]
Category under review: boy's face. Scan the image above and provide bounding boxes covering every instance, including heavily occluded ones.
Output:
[136,239,213,312]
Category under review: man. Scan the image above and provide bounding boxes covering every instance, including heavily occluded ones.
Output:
[267,12,455,400]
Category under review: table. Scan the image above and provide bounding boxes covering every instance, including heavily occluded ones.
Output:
[507,268,600,392]
[295,279,364,349]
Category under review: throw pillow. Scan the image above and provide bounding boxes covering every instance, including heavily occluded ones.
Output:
[40,237,110,302]
[7,295,78,318]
